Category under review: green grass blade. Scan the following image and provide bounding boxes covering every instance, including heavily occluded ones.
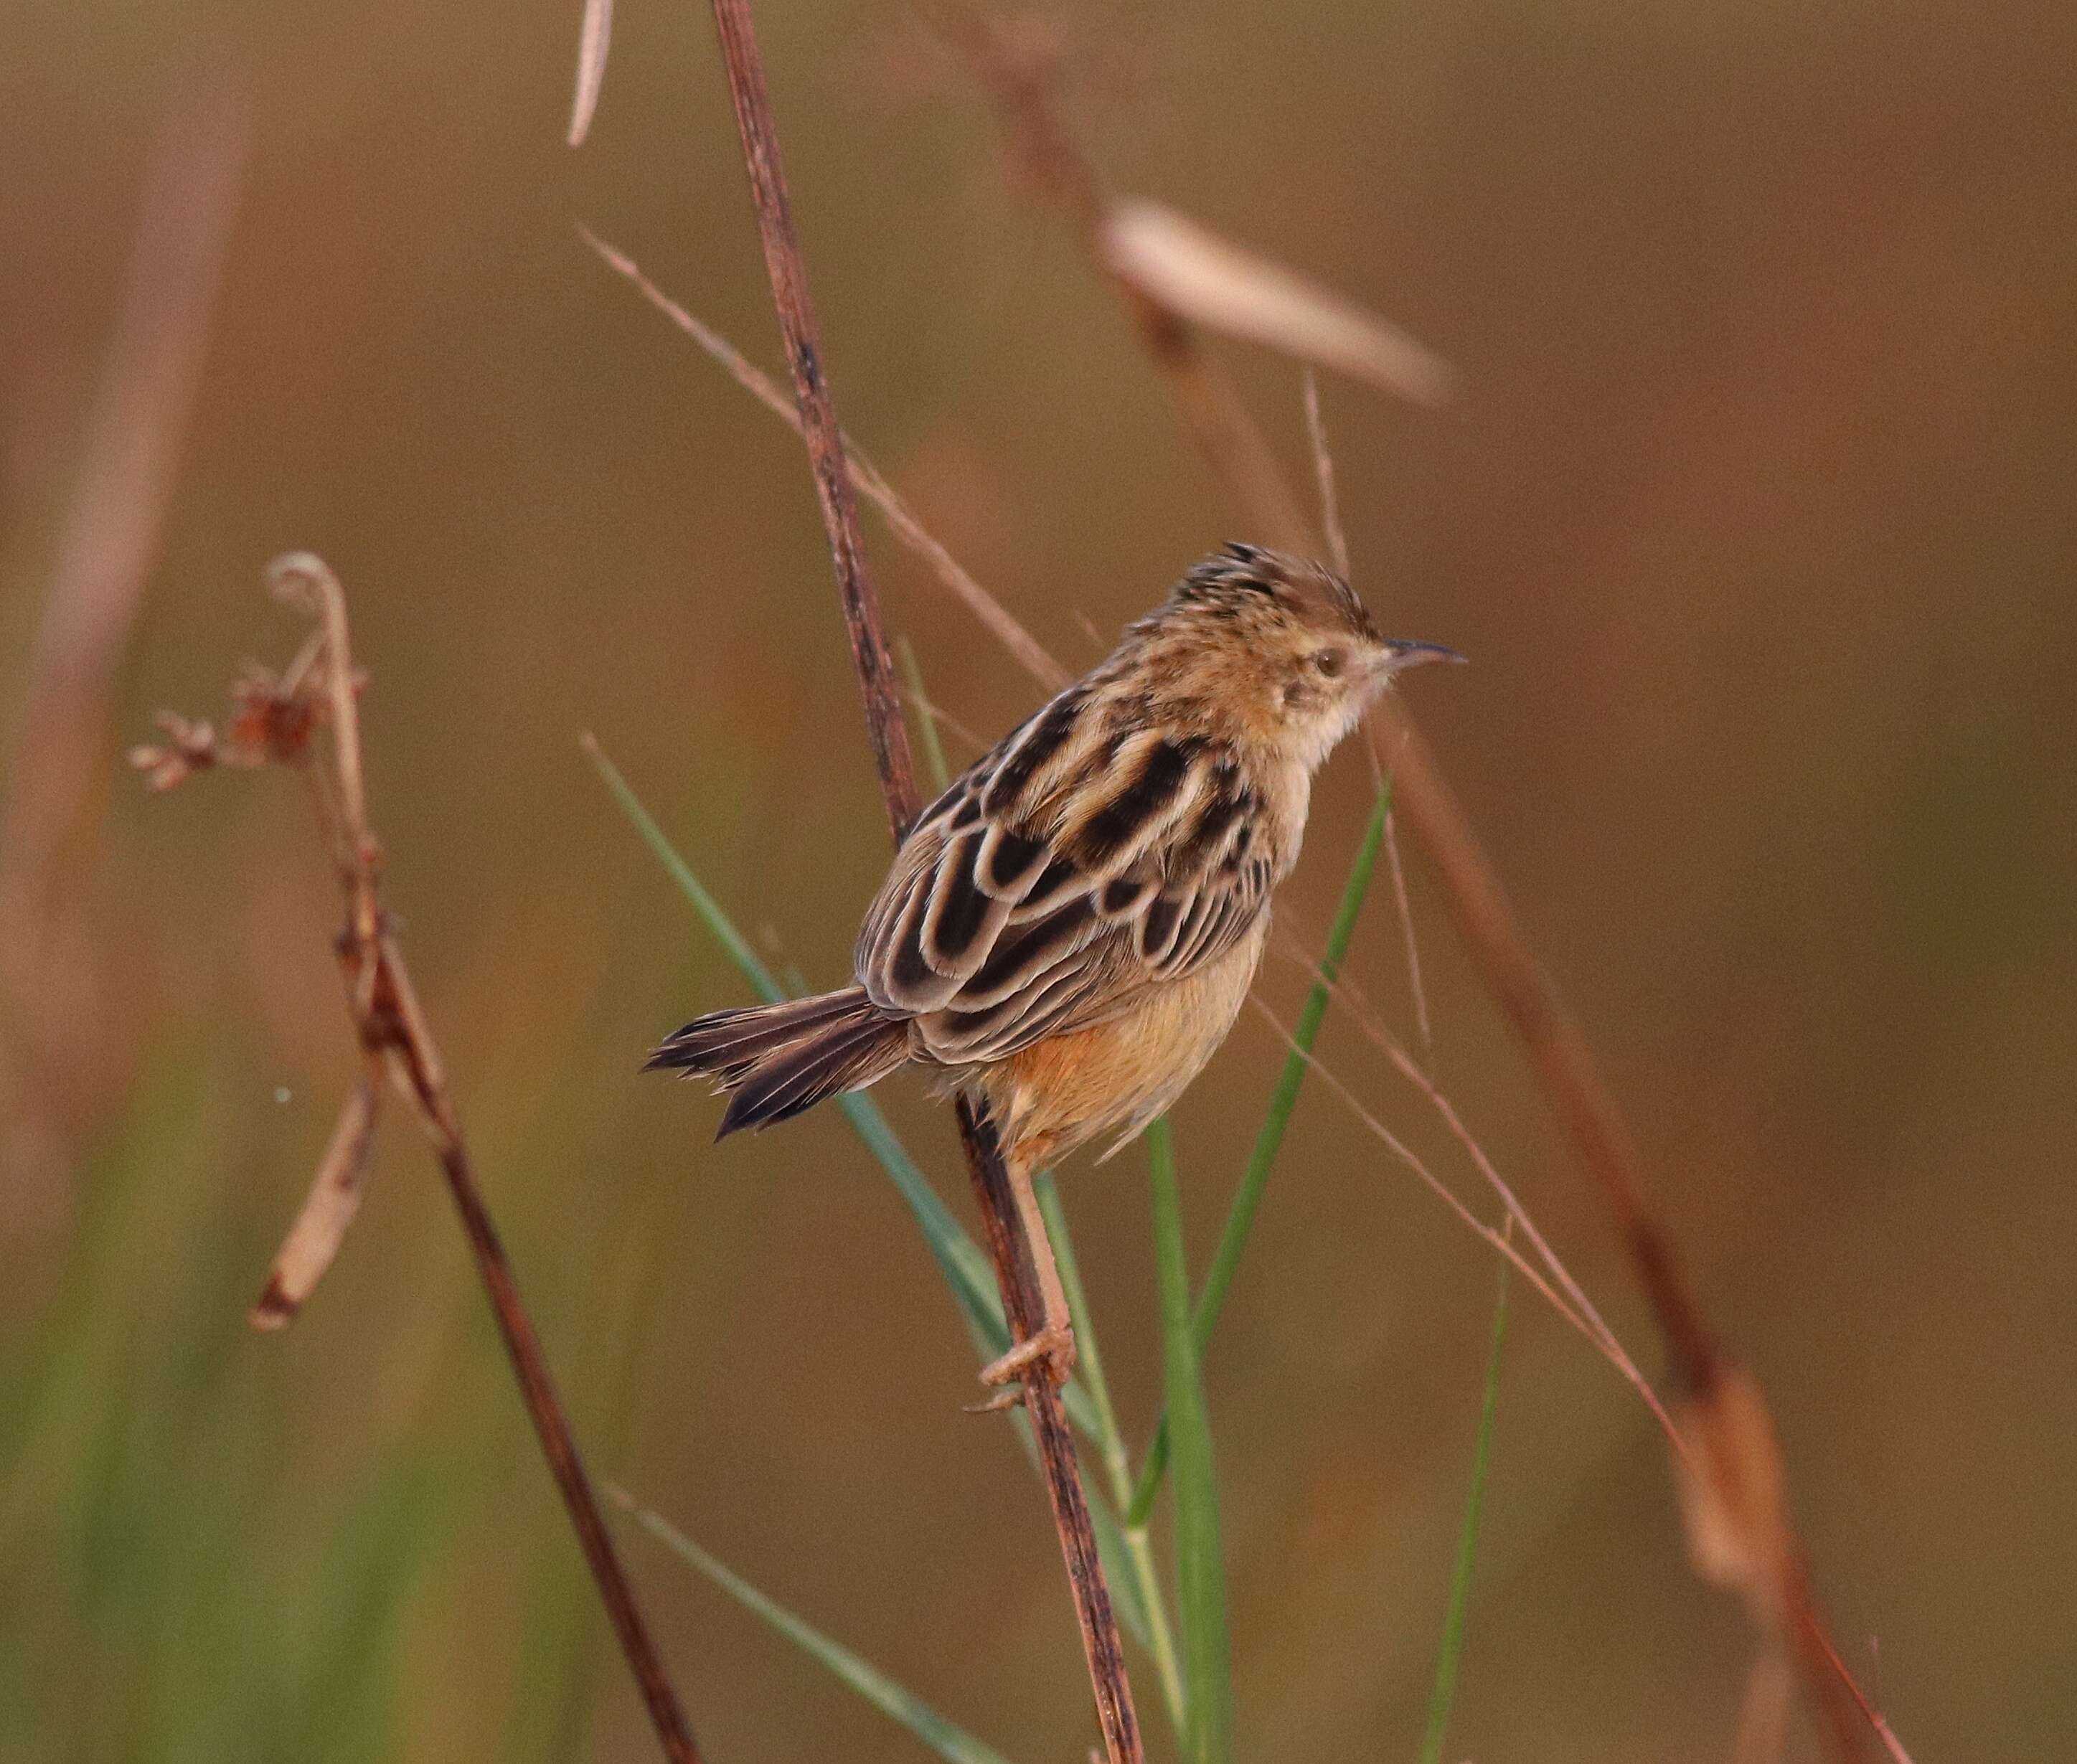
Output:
[945,1276,1151,1656]
[890,643,1157,1670]
[584,733,785,1004]
[1129,788,1389,1525]
[836,1093,1010,1357]
[583,735,1101,1444]
[1035,1174,1121,1445]
[1037,1174,1186,1731]
[895,636,952,793]
[1148,1118,1232,1763]
[1418,1240,1512,1764]
[616,1491,1017,1764]
[1081,1473,1154,1652]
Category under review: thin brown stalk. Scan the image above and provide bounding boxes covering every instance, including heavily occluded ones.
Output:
[694,4,1141,1758]
[1301,369,1350,579]
[578,227,1070,693]
[137,557,703,1764]
[1299,375,1435,1062]
[1278,944,1682,1451]
[692,10,915,842]
[1245,996,1594,1352]
[951,21,1895,1758]
[933,10,1314,553]
[1380,792,1433,1064]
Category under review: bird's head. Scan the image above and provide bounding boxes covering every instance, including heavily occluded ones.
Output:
[1132,544,1461,770]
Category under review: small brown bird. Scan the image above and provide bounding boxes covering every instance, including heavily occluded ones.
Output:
[649,544,1459,1392]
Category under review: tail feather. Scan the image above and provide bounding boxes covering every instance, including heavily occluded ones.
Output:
[648,986,908,1137]
[718,1016,903,1135]
[646,989,863,1081]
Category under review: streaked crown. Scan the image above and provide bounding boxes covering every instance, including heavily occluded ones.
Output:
[1154,543,1382,645]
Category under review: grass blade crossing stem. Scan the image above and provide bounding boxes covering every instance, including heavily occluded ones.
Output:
[1129,789,1388,1524]
[1147,1119,1231,1762]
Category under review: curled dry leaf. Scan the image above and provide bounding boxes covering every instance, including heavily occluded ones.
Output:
[249,1074,380,1329]
[1672,1364,1795,1626]
[567,0,613,146]
[1100,200,1457,408]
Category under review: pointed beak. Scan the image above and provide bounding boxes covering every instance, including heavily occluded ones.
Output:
[1377,638,1466,673]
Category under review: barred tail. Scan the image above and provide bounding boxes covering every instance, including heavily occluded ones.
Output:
[646,986,909,1138]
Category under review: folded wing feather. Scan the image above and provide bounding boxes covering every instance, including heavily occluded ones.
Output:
[857,683,1273,1065]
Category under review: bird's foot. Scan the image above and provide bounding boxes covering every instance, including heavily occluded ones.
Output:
[971,1322,1076,1409]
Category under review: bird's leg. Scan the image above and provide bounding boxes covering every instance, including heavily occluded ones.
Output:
[979,1146,1077,1393]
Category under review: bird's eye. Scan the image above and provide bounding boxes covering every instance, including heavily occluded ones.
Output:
[1311,649,1344,679]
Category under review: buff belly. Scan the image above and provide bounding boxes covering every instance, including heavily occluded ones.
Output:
[972,916,1269,1166]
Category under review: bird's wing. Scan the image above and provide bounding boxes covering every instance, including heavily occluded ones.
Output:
[856,687,1274,1065]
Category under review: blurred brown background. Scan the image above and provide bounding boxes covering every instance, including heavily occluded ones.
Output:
[4,0,2074,1758]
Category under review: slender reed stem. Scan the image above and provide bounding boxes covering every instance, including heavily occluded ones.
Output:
[697,6,1142,1757]
[410,1059,702,1763]
[1039,1176,1187,1732]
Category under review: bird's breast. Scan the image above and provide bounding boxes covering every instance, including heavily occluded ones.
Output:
[976,914,1268,1166]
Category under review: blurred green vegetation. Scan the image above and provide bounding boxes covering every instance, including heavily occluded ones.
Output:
[4,0,2076,1760]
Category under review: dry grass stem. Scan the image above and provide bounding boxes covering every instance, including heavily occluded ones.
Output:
[1289,945,1681,1447]
[937,11,1314,553]
[580,225,1070,692]
[696,4,1141,1756]
[136,555,705,1764]
[1301,370,1351,580]
[679,0,920,840]
[1297,376,1435,1064]
[1380,793,1434,1063]
[1245,996,1593,1345]
[567,0,613,146]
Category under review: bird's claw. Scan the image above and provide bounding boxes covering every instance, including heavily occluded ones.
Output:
[976,1321,1076,1400]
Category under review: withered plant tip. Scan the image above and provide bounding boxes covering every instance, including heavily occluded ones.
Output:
[133,555,704,1764]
